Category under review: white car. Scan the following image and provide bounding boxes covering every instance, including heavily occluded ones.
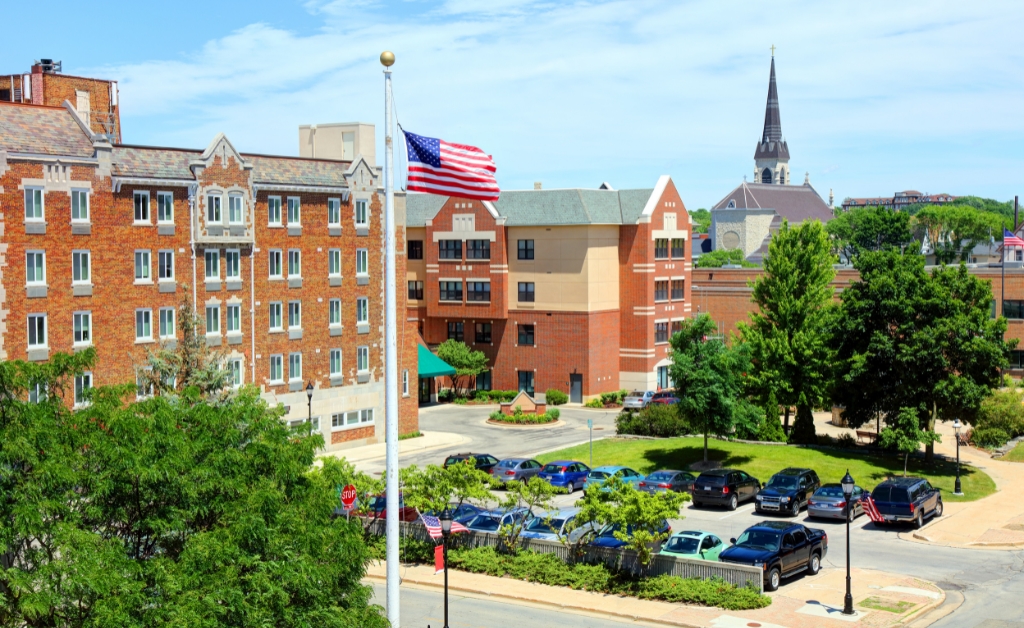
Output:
[623,390,654,409]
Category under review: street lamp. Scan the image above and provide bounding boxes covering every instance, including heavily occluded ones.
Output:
[841,470,855,615]
[439,508,453,628]
[305,381,314,426]
[953,419,964,496]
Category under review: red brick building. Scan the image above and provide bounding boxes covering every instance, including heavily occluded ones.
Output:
[406,177,692,402]
[0,80,418,451]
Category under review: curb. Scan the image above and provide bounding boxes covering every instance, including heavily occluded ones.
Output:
[906,589,963,628]
[329,432,472,464]
[897,587,950,627]
[485,419,563,429]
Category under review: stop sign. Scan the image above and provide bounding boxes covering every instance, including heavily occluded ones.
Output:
[340,484,357,510]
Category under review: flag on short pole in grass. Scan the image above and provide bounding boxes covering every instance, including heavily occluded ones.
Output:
[1004,228,1024,248]
[403,130,499,201]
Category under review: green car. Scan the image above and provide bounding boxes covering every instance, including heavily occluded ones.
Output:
[660,530,725,561]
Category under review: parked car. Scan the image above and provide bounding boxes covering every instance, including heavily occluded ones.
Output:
[870,477,943,529]
[660,530,725,561]
[691,468,761,510]
[649,391,680,405]
[807,483,867,520]
[423,502,487,524]
[639,470,696,494]
[755,468,821,516]
[623,390,655,409]
[583,466,645,494]
[589,521,671,549]
[462,507,534,533]
[519,508,595,543]
[491,458,544,485]
[537,460,592,494]
[353,493,420,522]
[443,452,500,473]
[719,521,828,591]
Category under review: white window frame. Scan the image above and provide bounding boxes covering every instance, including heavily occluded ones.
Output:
[403,369,409,397]
[24,187,44,222]
[269,302,283,331]
[356,297,368,324]
[269,354,284,384]
[157,191,174,224]
[268,249,282,279]
[228,194,245,225]
[206,304,220,336]
[268,196,282,226]
[74,372,92,407]
[135,309,153,342]
[330,348,342,377]
[288,352,302,382]
[287,197,301,225]
[328,249,341,277]
[288,249,301,278]
[225,249,241,280]
[226,303,241,335]
[331,408,375,431]
[355,199,368,228]
[329,298,342,327]
[73,311,92,347]
[133,191,150,224]
[158,250,174,282]
[26,250,46,286]
[357,345,369,373]
[159,307,176,339]
[72,250,90,285]
[228,358,243,388]
[27,313,47,349]
[134,250,152,283]
[328,198,341,227]
[207,193,223,224]
[205,250,220,281]
[288,300,302,330]
[356,248,368,276]
[71,189,90,223]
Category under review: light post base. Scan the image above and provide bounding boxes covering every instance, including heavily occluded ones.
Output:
[843,590,854,615]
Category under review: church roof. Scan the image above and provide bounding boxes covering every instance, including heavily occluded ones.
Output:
[754,56,789,161]
[711,181,833,225]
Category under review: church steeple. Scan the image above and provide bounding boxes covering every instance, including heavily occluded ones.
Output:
[753,50,790,185]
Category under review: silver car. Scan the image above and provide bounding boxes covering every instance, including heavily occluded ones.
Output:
[807,483,867,520]
[520,508,590,543]
[623,390,654,410]
[491,458,544,485]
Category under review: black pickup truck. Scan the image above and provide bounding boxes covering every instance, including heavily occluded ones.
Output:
[870,477,943,529]
[719,521,828,591]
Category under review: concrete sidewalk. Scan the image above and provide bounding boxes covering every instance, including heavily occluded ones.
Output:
[318,431,470,465]
[366,561,944,627]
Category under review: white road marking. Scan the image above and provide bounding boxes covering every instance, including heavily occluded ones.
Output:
[719,503,756,519]
[882,585,942,599]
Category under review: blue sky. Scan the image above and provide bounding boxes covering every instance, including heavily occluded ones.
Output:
[3,0,1022,209]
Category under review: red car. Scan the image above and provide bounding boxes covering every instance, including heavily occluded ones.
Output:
[650,391,680,405]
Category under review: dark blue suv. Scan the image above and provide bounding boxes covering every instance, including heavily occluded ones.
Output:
[871,477,943,529]
[755,468,821,517]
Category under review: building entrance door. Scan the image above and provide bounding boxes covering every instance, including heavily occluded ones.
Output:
[419,378,431,405]
[569,374,583,403]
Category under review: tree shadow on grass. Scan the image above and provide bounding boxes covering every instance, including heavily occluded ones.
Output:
[641,446,753,472]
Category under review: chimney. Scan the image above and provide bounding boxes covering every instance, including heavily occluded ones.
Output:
[534,182,542,190]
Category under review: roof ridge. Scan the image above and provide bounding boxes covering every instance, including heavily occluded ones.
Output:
[575,189,592,223]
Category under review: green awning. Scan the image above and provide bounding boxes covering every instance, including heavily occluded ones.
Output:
[418,345,456,378]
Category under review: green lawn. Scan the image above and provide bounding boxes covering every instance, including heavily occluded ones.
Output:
[1002,442,1024,463]
[539,436,995,502]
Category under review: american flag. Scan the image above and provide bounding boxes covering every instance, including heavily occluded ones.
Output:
[1005,228,1024,248]
[418,510,469,540]
[863,496,884,523]
[404,130,499,201]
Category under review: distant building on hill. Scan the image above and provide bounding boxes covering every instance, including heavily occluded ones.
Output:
[841,190,959,211]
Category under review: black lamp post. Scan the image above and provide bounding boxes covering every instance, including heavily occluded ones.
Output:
[841,470,855,615]
[439,508,453,628]
[953,419,963,496]
[305,381,314,426]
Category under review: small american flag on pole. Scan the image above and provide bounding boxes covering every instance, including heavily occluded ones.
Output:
[1005,228,1024,248]
[418,510,469,540]
[403,130,499,201]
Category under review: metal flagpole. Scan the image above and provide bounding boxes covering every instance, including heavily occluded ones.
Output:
[380,50,400,628]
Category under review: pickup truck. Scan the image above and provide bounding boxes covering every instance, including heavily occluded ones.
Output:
[718,521,828,591]
[870,477,943,529]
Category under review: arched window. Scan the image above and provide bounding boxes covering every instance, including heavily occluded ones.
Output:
[761,168,773,184]
[779,169,786,185]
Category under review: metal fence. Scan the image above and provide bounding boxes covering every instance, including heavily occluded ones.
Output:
[370,520,763,592]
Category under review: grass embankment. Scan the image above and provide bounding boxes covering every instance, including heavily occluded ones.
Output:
[1002,442,1024,462]
[539,436,995,502]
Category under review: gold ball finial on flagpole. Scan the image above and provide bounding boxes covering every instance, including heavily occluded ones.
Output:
[380,51,395,67]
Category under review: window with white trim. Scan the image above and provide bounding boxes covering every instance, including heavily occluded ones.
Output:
[329,298,341,327]
[72,251,90,284]
[158,251,174,282]
[328,249,341,277]
[71,189,89,222]
[356,297,368,325]
[26,251,45,285]
[288,352,302,381]
[288,249,301,277]
[357,346,369,373]
[269,302,283,331]
[207,194,222,223]
[157,192,174,223]
[287,197,300,225]
[355,199,368,227]
[268,249,282,279]
[29,383,46,403]
[330,348,342,377]
[356,249,368,276]
[403,369,409,396]
[205,250,220,281]
[24,187,43,221]
[228,194,244,225]
[134,250,151,282]
[226,304,241,334]
[27,314,46,349]
[331,408,374,430]
[133,191,150,223]
[268,196,282,225]
[227,358,242,388]
[206,304,220,335]
[225,249,240,280]
[288,301,301,329]
[159,307,175,339]
[74,372,92,407]
[73,311,92,346]
[135,309,152,341]
[328,198,341,227]
[269,354,283,383]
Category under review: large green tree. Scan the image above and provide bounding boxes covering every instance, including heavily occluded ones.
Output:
[831,251,1013,460]
[669,314,743,461]
[435,339,489,396]
[827,205,914,261]
[914,204,1005,264]
[0,351,386,628]
[739,220,836,444]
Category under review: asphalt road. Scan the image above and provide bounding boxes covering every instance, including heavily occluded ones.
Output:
[361,403,1024,627]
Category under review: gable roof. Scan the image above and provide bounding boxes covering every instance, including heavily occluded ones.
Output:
[0,102,95,158]
[711,181,833,224]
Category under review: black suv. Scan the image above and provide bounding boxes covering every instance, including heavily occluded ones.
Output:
[692,468,761,510]
[443,453,500,473]
[719,521,828,591]
[755,468,821,516]
[871,477,943,529]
